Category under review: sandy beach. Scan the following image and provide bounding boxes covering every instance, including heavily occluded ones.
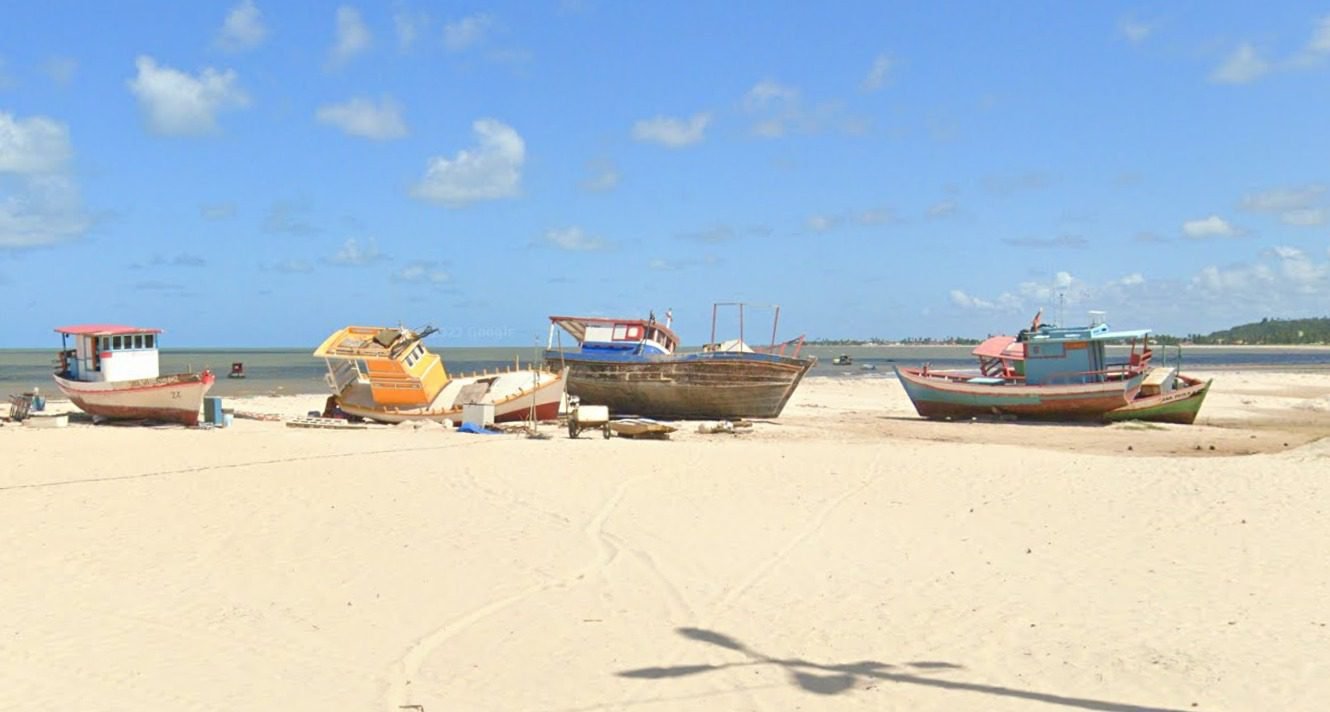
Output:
[3,372,1330,711]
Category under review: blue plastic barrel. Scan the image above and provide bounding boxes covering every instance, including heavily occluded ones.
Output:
[203,396,224,424]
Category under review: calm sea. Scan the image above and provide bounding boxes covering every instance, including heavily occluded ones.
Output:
[2,344,1326,397]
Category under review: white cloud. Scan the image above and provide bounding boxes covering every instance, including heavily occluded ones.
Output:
[1190,247,1328,308]
[217,0,267,52]
[806,215,836,232]
[1241,185,1327,226]
[861,54,893,91]
[0,174,91,249]
[741,80,860,138]
[316,96,407,140]
[1119,272,1145,286]
[1307,15,1330,55]
[1241,185,1324,212]
[127,56,248,136]
[1281,207,1327,226]
[743,79,798,110]
[1210,43,1270,84]
[631,113,710,148]
[263,199,319,235]
[394,7,428,50]
[678,226,736,244]
[43,57,78,85]
[927,200,958,219]
[1182,215,1236,238]
[331,6,372,65]
[443,13,493,52]
[411,119,524,206]
[327,237,385,265]
[0,111,90,249]
[1119,17,1154,44]
[581,159,619,192]
[857,209,893,225]
[397,261,450,283]
[200,202,236,221]
[949,289,1020,312]
[0,113,72,173]
[542,226,607,252]
[267,259,313,274]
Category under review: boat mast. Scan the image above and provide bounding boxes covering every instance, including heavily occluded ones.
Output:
[710,304,718,348]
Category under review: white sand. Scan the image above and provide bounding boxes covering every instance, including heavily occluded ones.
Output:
[2,372,1329,711]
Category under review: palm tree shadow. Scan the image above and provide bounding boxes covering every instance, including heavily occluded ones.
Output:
[618,627,1188,712]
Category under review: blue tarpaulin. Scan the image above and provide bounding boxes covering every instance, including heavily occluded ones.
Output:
[458,422,502,435]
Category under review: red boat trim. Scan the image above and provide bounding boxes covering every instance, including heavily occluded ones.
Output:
[54,376,211,395]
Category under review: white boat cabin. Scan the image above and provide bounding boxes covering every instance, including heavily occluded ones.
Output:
[56,324,163,383]
[548,316,679,356]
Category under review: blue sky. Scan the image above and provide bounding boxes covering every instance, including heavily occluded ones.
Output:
[2,2,1329,347]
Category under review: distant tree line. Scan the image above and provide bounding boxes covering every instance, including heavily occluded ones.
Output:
[808,336,983,346]
[1153,317,1330,345]
[816,317,1330,346]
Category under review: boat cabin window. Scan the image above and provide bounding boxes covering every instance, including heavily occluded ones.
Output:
[1028,342,1065,359]
[145,334,155,348]
[403,343,425,367]
[134,335,144,349]
[113,336,123,350]
[613,324,643,341]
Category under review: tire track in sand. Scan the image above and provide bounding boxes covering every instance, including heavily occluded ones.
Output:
[616,453,885,711]
[385,475,639,711]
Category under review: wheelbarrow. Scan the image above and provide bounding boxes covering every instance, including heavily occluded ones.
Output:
[567,401,611,439]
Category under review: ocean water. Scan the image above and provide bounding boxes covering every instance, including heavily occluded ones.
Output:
[2,344,1326,398]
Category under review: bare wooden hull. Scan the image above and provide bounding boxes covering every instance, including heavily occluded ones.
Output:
[894,365,1144,421]
[548,351,815,419]
[52,371,215,426]
[1104,375,1211,425]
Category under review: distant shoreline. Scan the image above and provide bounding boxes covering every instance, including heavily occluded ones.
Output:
[807,342,1330,350]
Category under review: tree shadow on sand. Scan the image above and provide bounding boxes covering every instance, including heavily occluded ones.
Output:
[618,628,1188,712]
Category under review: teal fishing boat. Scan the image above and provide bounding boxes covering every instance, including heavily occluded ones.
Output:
[895,311,1208,423]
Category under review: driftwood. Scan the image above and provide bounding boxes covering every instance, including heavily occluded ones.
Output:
[285,417,372,430]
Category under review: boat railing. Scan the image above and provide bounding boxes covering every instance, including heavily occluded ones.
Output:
[326,360,360,393]
[753,335,806,358]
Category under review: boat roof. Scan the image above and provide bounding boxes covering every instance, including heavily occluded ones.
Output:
[313,325,424,360]
[972,335,1021,359]
[1026,323,1151,342]
[549,315,679,344]
[55,324,163,336]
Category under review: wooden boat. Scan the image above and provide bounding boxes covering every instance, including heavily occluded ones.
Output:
[228,362,246,379]
[894,312,1152,421]
[1104,368,1211,424]
[609,418,678,439]
[314,325,564,424]
[544,303,815,419]
[52,324,215,425]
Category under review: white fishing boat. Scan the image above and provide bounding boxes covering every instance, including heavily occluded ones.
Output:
[315,325,565,424]
[52,324,215,425]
